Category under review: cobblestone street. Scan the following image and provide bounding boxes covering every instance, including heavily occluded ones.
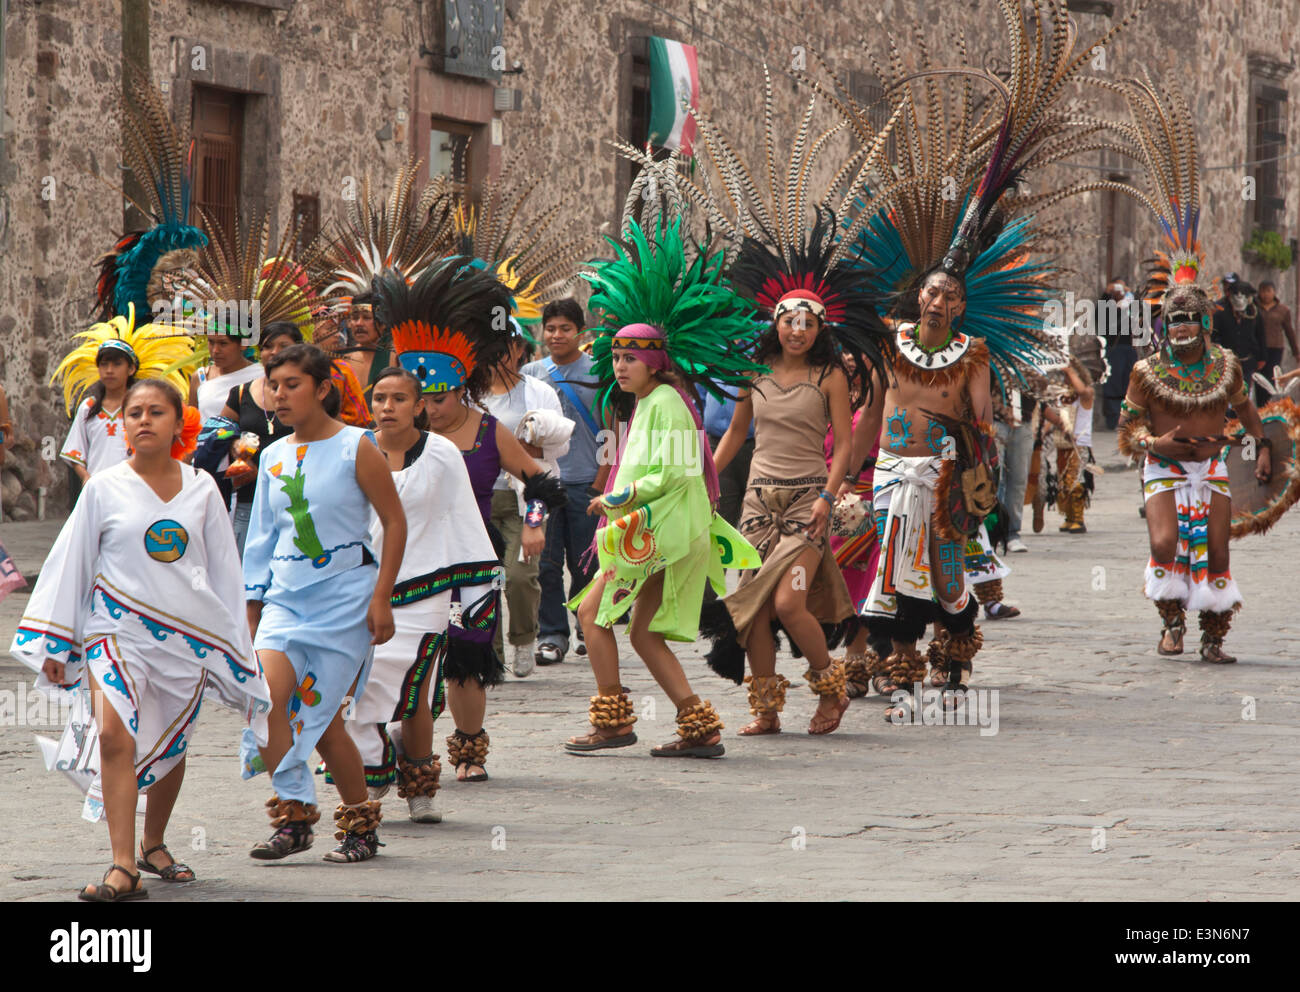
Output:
[2,427,1298,902]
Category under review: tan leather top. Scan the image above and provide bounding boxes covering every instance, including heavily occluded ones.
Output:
[748,372,831,485]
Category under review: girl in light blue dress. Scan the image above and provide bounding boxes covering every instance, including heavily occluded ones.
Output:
[240,343,407,864]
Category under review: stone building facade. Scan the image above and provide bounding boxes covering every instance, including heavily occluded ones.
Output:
[1,0,1296,517]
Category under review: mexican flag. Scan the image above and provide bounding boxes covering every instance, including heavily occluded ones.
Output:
[647,37,699,156]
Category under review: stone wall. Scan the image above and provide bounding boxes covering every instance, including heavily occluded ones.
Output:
[2,0,1296,518]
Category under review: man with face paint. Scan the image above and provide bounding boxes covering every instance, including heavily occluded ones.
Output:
[1118,281,1272,663]
[854,264,996,720]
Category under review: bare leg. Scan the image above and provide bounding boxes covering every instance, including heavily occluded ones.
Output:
[773,547,834,669]
[316,706,367,804]
[739,599,781,734]
[1143,490,1183,652]
[567,573,635,746]
[745,598,778,677]
[139,757,194,880]
[445,679,489,780]
[255,648,296,780]
[1201,490,1236,662]
[82,672,141,898]
[626,571,692,705]
[1205,490,1232,575]
[629,572,723,755]
[771,546,848,731]
[576,572,620,688]
[401,666,435,759]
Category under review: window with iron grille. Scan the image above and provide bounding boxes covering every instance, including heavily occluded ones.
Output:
[190,86,245,240]
[292,192,320,251]
[1250,80,1288,233]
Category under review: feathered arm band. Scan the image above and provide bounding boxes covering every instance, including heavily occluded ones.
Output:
[1117,419,1154,459]
[522,471,566,510]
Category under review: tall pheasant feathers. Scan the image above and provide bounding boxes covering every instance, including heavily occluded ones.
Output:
[319,158,458,300]
[1093,71,1210,313]
[454,153,594,324]
[95,65,209,322]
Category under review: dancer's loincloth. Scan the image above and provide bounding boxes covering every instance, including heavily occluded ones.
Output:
[1141,453,1241,611]
[861,453,947,617]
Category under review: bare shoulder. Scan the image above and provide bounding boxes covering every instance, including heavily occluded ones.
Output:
[821,363,849,391]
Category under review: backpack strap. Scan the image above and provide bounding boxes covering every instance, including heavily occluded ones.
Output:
[544,359,600,438]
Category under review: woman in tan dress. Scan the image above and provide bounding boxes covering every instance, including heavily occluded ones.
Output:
[712,289,855,735]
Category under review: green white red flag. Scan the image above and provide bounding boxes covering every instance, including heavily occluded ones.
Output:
[648,37,699,156]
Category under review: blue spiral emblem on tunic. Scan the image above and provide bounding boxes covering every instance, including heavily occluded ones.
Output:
[144,520,189,563]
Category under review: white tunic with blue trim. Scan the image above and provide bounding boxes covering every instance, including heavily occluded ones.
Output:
[10,461,271,820]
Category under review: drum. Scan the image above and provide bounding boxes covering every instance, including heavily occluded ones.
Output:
[1224,398,1300,539]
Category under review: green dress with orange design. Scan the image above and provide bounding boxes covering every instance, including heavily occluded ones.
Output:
[570,384,760,641]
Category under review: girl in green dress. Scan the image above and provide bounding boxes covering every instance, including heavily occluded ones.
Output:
[563,220,763,758]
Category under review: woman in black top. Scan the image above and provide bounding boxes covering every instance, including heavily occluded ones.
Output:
[217,322,301,554]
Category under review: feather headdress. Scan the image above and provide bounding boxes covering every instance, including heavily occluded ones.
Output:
[582,216,766,419]
[1093,72,1212,324]
[804,1,1149,396]
[453,153,593,324]
[371,255,514,397]
[671,66,904,396]
[167,211,326,341]
[934,0,1150,280]
[51,304,197,415]
[319,159,458,302]
[95,68,210,324]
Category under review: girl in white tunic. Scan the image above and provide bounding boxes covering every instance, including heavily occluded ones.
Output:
[344,367,503,822]
[11,379,271,901]
[59,342,134,481]
[51,308,197,482]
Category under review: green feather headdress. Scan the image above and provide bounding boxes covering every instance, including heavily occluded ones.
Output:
[582,217,767,419]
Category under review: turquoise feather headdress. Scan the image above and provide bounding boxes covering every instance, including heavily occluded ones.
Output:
[850,191,1061,398]
[95,67,208,324]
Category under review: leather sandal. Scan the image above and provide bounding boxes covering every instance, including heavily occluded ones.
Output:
[1157,625,1185,656]
[79,864,148,902]
[649,733,725,758]
[737,713,781,736]
[137,842,195,882]
[564,727,637,752]
[808,696,850,736]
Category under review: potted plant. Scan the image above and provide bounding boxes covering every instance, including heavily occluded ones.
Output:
[1242,228,1294,270]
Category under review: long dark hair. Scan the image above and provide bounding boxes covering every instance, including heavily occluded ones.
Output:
[752,314,839,383]
[372,366,430,431]
[86,353,138,420]
[264,343,342,418]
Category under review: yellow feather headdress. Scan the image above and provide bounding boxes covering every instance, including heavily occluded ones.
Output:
[50,304,197,415]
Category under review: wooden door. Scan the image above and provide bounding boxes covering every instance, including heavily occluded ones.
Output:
[191,86,244,240]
